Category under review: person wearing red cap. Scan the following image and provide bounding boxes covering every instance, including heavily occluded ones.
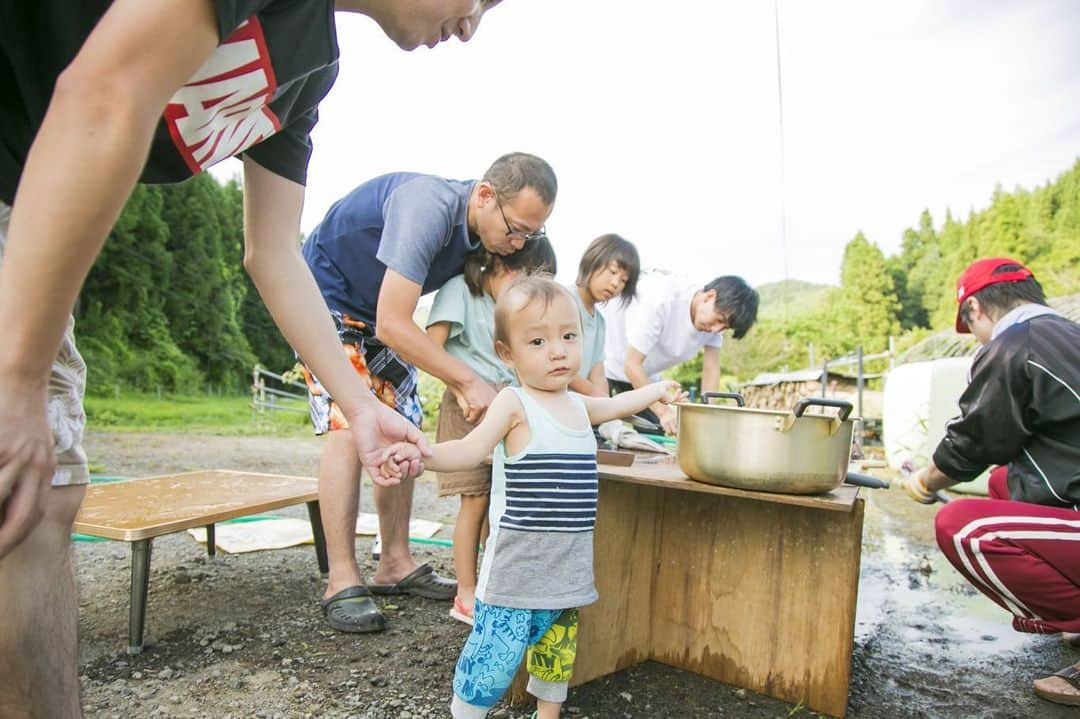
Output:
[901,257,1080,706]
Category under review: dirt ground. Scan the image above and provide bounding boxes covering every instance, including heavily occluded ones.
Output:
[74,431,1077,719]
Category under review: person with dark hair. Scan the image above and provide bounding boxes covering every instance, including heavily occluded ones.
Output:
[425,239,556,626]
[299,153,557,634]
[569,234,641,398]
[900,257,1080,707]
[0,2,504,715]
[601,271,759,435]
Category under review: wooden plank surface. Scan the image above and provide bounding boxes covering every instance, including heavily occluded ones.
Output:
[648,490,864,717]
[596,448,636,466]
[510,479,662,704]
[598,459,860,513]
[573,481,661,684]
[74,470,318,541]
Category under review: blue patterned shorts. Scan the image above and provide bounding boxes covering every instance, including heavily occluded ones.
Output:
[451,600,579,718]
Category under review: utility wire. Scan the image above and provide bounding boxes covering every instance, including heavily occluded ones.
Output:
[774,0,791,318]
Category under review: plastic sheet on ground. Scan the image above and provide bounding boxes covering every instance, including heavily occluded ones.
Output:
[187,512,443,554]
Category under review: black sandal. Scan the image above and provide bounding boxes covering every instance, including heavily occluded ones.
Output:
[321,585,387,634]
[367,563,457,600]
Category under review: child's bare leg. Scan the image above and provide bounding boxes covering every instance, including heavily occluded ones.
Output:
[480,512,490,547]
[526,608,578,719]
[535,699,562,718]
[453,492,489,608]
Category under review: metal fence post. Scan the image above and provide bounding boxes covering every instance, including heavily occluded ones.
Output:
[856,345,864,419]
[252,367,260,414]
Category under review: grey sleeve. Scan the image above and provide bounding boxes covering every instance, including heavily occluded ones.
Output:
[375,177,456,286]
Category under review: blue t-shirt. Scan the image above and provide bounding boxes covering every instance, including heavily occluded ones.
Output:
[302,173,479,325]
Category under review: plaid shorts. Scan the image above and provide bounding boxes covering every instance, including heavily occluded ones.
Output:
[300,311,423,434]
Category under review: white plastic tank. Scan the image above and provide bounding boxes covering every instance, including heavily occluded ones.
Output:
[883,357,989,495]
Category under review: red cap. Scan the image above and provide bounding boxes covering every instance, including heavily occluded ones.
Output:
[954,257,1033,333]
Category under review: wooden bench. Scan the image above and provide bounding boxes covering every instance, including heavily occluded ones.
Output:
[74,470,328,654]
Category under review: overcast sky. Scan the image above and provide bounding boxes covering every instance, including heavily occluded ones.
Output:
[214,0,1080,289]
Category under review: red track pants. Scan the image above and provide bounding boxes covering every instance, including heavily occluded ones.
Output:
[935,467,1080,634]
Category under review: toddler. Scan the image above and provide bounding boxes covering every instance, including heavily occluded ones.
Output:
[390,276,682,718]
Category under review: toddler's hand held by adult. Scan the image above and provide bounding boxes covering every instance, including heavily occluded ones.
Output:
[349,399,429,487]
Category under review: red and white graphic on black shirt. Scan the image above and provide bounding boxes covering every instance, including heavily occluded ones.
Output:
[163,18,281,174]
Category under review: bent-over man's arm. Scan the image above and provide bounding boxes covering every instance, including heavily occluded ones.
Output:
[0,0,222,557]
[243,159,426,486]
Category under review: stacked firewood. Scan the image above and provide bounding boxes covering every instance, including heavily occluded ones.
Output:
[740,380,832,412]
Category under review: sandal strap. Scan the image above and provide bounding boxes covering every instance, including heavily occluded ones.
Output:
[1054,664,1080,691]
[322,584,372,608]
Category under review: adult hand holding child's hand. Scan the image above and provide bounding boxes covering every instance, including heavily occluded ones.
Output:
[378,442,424,481]
[350,399,429,487]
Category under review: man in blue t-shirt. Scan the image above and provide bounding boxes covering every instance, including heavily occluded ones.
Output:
[299,153,557,633]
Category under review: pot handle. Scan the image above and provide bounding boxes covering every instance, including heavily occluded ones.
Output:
[792,397,853,421]
[702,392,745,407]
[777,397,853,435]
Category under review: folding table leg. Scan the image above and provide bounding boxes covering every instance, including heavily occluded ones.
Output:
[307,501,329,575]
[206,523,216,557]
[129,539,153,655]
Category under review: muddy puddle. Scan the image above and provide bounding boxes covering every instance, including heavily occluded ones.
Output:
[848,485,1075,718]
[857,502,1033,660]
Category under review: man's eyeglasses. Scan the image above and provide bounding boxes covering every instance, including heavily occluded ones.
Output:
[495,193,547,244]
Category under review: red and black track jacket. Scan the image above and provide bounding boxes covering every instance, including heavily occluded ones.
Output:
[933,311,1080,509]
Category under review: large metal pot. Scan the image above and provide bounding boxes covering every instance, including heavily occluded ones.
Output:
[676,393,883,495]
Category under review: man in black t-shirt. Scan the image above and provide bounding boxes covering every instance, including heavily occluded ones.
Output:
[0,2,502,716]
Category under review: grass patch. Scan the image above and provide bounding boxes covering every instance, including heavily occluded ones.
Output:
[85,393,312,436]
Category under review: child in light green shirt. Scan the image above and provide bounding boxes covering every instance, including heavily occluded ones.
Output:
[426,238,556,624]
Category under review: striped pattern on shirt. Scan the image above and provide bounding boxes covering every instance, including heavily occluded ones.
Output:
[500,452,598,532]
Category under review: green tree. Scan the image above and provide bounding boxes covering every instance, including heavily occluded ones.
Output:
[160,175,255,390]
[837,232,900,352]
[76,185,203,394]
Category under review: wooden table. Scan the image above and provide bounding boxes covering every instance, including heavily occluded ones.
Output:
[74,470,328,654]
[530,459,864,718]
